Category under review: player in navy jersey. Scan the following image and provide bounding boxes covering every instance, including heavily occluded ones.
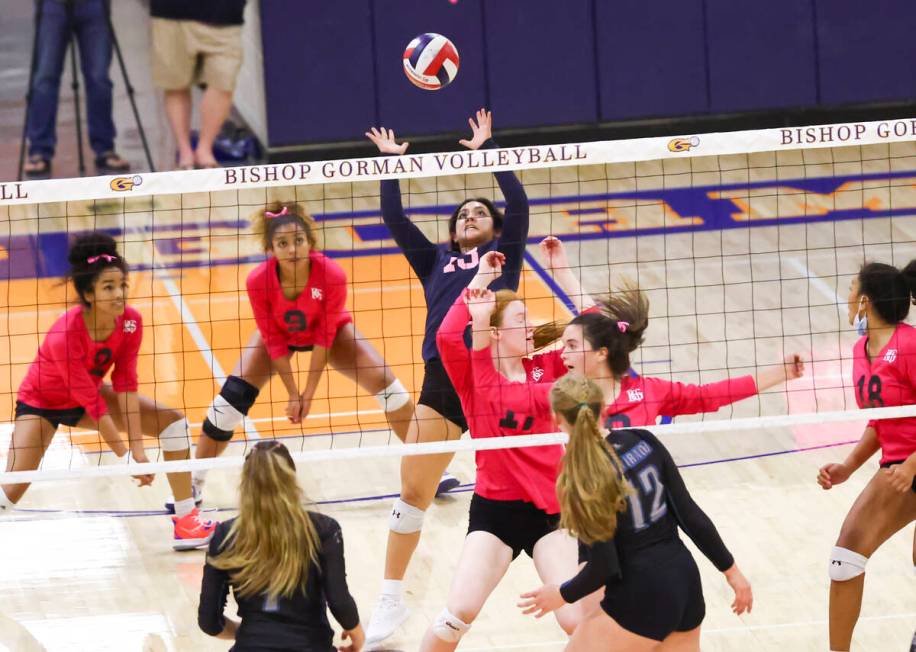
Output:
[817,260,916,652]
[1,233,215,549]
[519,375,753,651]
[364,109,530,646]
[179,202,415,509]
[536,236,804,428]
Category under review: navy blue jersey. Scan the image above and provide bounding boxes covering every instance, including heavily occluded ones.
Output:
[381,139,529,362]
[199,512,359,650]
[560,428,734,603]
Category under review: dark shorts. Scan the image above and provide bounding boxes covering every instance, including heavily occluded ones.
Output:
[288,344,314,353]
[417,357,468,432]
[467,493,559,560]
[880,461,916,493]
[15,401,85,430]
[601,542,705,642]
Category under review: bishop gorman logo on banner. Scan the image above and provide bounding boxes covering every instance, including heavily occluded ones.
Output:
[110,175,143,192]
[667,136,700,152]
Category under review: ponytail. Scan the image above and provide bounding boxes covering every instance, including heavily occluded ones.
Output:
[551,375,631,545]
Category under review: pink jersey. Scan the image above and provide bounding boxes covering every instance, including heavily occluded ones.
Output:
[246,251,352,359]
[18,305,143,421]
[603,374,758,429]
[437,298,564,513]
[853,323,916,463]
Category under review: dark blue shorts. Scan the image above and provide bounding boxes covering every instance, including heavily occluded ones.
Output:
[15,401,85,429]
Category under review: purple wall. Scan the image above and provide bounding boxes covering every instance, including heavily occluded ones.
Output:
[258,0,916,147]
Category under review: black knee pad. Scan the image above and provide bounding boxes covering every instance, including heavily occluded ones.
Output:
[221,375,260,413]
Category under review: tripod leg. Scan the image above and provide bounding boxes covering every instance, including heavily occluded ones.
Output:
[18,0,47,181]
[69,30,86,176]
[105,0,155,172]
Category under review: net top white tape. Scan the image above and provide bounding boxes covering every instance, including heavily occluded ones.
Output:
[1,404,911,484]
[1,117,915,206]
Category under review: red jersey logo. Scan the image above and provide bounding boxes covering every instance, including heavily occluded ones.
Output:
[884,349,897,363]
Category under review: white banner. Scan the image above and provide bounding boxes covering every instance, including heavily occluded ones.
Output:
[2,117,915,207]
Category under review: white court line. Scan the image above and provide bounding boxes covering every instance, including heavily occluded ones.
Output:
[156,272,261,441]
[785,257,845,305]
[459,612,916,651]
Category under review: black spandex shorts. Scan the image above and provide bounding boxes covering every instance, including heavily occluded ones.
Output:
[288,344,314,353]
[880,460,916,493]
[601,542,705,642]
[417,357,468,432]
[467,493,559,560]
[15,401,85,429]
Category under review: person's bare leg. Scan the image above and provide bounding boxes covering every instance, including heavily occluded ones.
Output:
[162,88,194,168]
[829,471,916,650]
[194,86,232,167]
[366,403,462,646]
[1,416,56,504]
[328,322,414,443]
[196,330,274,462]
[418,532,513,652]
[532,529,582,634]
[96,387,192,503]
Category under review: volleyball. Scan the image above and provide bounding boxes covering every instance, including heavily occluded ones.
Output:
[402,33,460,90]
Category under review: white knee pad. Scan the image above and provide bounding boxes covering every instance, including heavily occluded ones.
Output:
[206,395,245,434]
[159,419,191,452]
[376,379,411,412]
[432,608,470,643]
[829,546,867,581]
[389,498,424,534]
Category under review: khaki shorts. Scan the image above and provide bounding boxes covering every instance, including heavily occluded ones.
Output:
[151,18,242,91]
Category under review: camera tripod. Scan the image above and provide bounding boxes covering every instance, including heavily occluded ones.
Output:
[16,0,155,180]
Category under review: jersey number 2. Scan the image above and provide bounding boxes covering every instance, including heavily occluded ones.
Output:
[90,348,112,377]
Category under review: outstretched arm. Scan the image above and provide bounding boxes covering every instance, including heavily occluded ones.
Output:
[459,110,530,292]
[367,127,438,279]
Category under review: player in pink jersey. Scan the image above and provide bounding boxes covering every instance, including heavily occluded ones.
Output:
[420,266,584,650]
[537,236,804,428]
[0,233,215,550]
[817,260,916,652]
[182,202,414,506]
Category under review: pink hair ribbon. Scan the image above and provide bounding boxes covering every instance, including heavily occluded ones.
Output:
[265,206,289,218]
[616,321,630,333]
[87,254,117,264]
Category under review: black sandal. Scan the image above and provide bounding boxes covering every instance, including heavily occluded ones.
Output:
[95,151,131,174]
[23,155,51,179]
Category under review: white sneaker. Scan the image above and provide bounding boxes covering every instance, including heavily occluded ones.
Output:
[365,594,409,649]
[436,471,460,496]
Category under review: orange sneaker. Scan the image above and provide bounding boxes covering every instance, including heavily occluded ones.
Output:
[172,508,217,551]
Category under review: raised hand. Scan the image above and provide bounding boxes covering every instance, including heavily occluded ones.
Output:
[465,287,497,323]
[458,108,493,150]
[365,127,409,155]
[539,236,570,270]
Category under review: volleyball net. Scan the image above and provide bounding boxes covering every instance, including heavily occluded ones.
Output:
[1,116,916,485]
